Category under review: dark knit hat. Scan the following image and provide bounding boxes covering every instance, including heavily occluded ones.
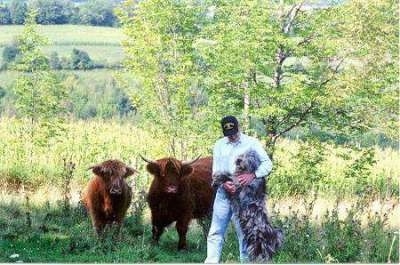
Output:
[221,115,239,136]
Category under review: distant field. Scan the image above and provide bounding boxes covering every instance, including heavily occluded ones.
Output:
[0,25,124,46]
[0,25,125,66]
[0,69,121,88]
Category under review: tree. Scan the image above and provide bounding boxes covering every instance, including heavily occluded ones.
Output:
[336,0,398,140]
[118,0,397,158]
[118,0,213,156]
[31,0,73,24]
[12,10,67,153]
[9,0,27,24]
[197,0,397,158]
[0,4,12,24]
[79,0,117,26]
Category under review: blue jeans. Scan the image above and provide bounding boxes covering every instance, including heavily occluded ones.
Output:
[205,187,249,263]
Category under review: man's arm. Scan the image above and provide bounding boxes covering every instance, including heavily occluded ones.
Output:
[253,142,273,178]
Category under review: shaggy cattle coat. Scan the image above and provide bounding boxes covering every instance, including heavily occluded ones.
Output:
[213,150,283,262]
[143,156,213,250]
[82,159,136,236]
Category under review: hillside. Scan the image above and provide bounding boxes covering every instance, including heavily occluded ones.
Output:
[0,25,125,66]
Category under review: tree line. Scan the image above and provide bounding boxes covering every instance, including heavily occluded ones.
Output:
[0,0,121,26]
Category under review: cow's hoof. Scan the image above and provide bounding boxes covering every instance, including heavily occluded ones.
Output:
[178,246,188,252]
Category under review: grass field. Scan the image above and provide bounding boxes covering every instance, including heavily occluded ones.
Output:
[0,69,119,87]
[0,25,124,46]
[0,187,398,263]
[0,25,124,66]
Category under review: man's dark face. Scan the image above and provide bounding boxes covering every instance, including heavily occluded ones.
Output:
[227,132,240,143]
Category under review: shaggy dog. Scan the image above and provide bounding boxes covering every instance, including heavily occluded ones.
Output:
[213,150,283,262]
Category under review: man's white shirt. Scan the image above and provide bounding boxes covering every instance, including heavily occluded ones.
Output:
[212,133,273,178]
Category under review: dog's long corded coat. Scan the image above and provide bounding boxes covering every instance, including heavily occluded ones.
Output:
[212,150,283,262]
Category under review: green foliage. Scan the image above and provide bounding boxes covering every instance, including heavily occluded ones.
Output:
[31,0,73,25]
[71,48,94,70]
[9,0,27,25]
[0,4,12,24]
[11,10,67,166]
[343,148,376,196]
[2,43,19,64]
[1,0,119,26]
[270,139,327,196]
[143,0,397,158]
[79,0,117,27]
[118,0,217,156]
[337,0,398,140]
[49,51,61,70]
[267,138,391,199]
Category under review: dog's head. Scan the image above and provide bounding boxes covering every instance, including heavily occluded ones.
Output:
[235,149,261,173]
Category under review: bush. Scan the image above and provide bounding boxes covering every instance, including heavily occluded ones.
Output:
[49,51,61,70]
[0,86,6,98]
[2,44,19,64]
[71,48,94,70]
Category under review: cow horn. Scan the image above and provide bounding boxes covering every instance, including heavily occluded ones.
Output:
[139,154,156,164]
[182,155,201,166]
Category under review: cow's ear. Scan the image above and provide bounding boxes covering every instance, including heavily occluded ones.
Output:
[146,162,160,177]
[181,164,193,177]
[89,165,112,178]
[124,166,137,178]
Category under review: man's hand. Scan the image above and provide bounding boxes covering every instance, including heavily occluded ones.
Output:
[223,181,236,194]
[237,173,255,186]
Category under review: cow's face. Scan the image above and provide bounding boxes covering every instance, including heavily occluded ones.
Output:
[142,157,197,194]
[89,160,136,195]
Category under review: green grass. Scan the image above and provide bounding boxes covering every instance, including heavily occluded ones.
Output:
[0,190,398,263]
[0,69,121,87]
[0,25,125,66]
[43,45,124,66]
[0,25,124,46]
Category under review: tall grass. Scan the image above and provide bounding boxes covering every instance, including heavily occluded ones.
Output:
[0,187,398,263]
[0,118,398,196]
[0,117,167,189]
[0,118,398,263]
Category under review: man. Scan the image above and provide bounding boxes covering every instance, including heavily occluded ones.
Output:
[205,115,273,263]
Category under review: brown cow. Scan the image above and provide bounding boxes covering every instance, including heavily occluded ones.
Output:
[141,155,213,250]
[82,159,136,236]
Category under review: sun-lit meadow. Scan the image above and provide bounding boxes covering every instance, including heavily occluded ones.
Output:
[0,117,398,263]
[0,25,124,67]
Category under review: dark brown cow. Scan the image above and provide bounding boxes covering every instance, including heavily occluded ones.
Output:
[82,159,136,236]
[141,155,213,250]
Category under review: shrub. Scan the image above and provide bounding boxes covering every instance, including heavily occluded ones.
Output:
[71,48,94,70]
[0,86,6,98]
[49,51,61,70]
[2,44,19,64]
